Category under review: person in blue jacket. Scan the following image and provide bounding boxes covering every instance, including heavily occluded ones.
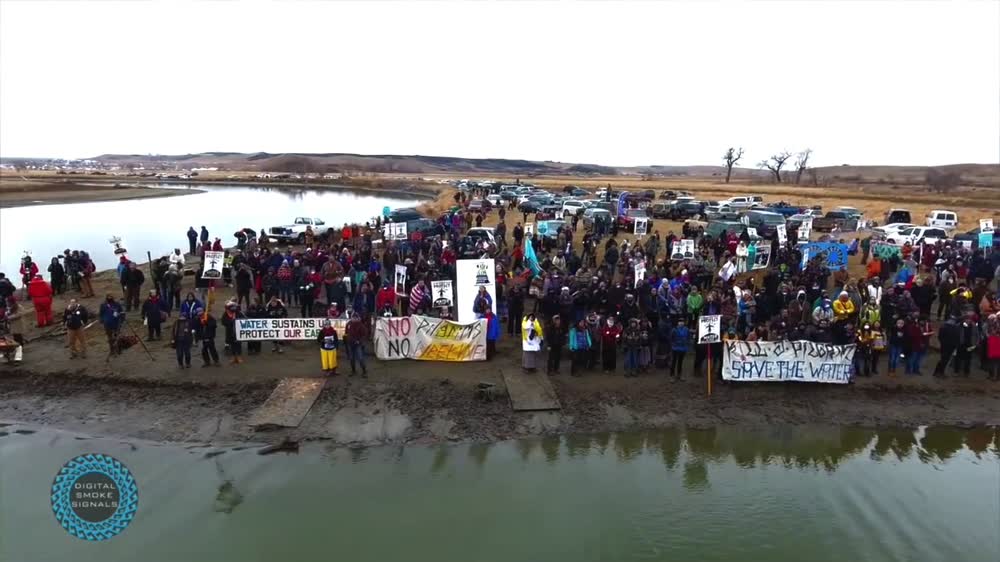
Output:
[99,294,125,355]
[180,292,204,319]
[670,319,690,379]
[568,319,592,376]
[484,309,500,360]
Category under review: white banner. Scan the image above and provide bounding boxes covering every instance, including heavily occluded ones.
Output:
[430,280,454,308]
[524,223,535,235]
[698,315,721,344]
[722,340,856,384]
[374,315,487,361]
[776,223,787,245]
[634,261,646,288]
[456,258,496,323]
[383,222,407,240]
[236,318,347,341]
[202,251,225,279]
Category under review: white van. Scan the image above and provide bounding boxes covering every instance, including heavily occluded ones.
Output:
[925,210,959,230]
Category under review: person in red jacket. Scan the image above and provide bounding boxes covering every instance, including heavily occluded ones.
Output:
[375,281,396,315]
[19,256,39,300]
[27,274,54,327]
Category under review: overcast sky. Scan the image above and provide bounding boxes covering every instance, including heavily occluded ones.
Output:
[1,1,997,167]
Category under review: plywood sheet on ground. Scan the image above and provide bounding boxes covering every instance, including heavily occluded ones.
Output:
[249,378,325,429]
[501,370,561,411]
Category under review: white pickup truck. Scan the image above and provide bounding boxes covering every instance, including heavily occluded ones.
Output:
[268,217,327,243]
[718,195,763,210]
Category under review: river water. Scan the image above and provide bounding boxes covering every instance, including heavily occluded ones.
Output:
[0,424,996,562]
[0,183,421,276]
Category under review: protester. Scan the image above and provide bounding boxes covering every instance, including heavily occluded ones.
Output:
[196,308,221,367]
[27,274,54,327]
[521,313,544,372]
[140,290,167,341]
[345,312,369,376]
[63,299,90,358]
[172,311,194,368]
[99,294,125,356]
[317,319,340,375]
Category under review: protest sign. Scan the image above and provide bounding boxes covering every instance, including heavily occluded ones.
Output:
[634,261,646,288]
[747,227,759,239]
[698,315,721,344]
[752,244,771,270]
[671,239,695,260]
[798,218,812,241]
[202,251,224,279]
[456,258,496,323]
[555,209,564,220]
[374,315,487,361]
[431,280,454,308]
[871,240,902,260]
[382,222,407,241]
[980,218,994,233]
[108,236,128,256]
[634,217,648,237]
[394,264,407,295]
[722,340,855,384]
[979,232,994,249]
[799,242,849,268]
[776,224,787,245]
[524,223,535,236]
[958,240,973,249]
[236,318,346,341]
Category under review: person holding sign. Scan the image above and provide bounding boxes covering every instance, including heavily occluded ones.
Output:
[521,313,544,372]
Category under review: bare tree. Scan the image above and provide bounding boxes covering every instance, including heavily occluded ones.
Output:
[759,151,793,183]
[794,148,812,184]
[925,168,961,193]
[722,147,744,184]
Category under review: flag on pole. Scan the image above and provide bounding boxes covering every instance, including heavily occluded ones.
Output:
[524,236,541,277]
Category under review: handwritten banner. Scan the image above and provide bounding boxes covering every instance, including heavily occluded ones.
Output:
[722,340,856,384]
[374,315,486,361]
[236,318,347,341]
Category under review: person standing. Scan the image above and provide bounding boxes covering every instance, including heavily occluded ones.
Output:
[317,319,339,375]
[99,295,125,356]
[171,311,194,368]
[905,314,933,375]
[124,262,145,312]
[19,256,38,300]
[886,318,908,376]
[670,319,690,379]
[568,319,592,376]
[545,315,566,375]
[63,299,90,359]
[933,317,960,377]
[195,308,220,367]
[220,303,245,365]
[266,296,288,353]
[484,309,500,360]
[954,314,977,377]
[48,257,66,295]
[521,313,544,372]
[187,227,198,255]
[622,318,641,377]
[200,226,210,248]
[140,290,166,341]
[345,312,369,376]
[599,316,621,373]
[27,274,54,327]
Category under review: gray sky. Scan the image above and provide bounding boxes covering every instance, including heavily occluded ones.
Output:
[1,0,997,167]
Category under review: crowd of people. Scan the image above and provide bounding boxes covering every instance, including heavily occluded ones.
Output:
[1,195,999,382]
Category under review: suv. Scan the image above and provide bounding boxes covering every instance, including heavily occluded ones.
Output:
[884,208,912,225]
[670,200,706,220]
[562,199,586,217]
[885,226,948,246]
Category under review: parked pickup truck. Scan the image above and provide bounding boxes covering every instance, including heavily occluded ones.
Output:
[812,211,858,232]
[764,202,805,217]
[269,217,327,243]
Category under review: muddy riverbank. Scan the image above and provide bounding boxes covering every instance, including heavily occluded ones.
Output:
[1,368,997,447]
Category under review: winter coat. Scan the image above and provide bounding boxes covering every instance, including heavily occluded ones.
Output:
[671,326,690,352]
[141,297,167,326]
[568,327,592,351]
[99,301,124,330]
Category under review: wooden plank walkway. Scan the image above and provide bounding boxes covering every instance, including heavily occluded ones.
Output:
[249,378,326,429]
[501,369,561,411]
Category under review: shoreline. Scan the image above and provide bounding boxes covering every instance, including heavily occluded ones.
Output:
[0,176,439,209]
[0,370,996,448]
